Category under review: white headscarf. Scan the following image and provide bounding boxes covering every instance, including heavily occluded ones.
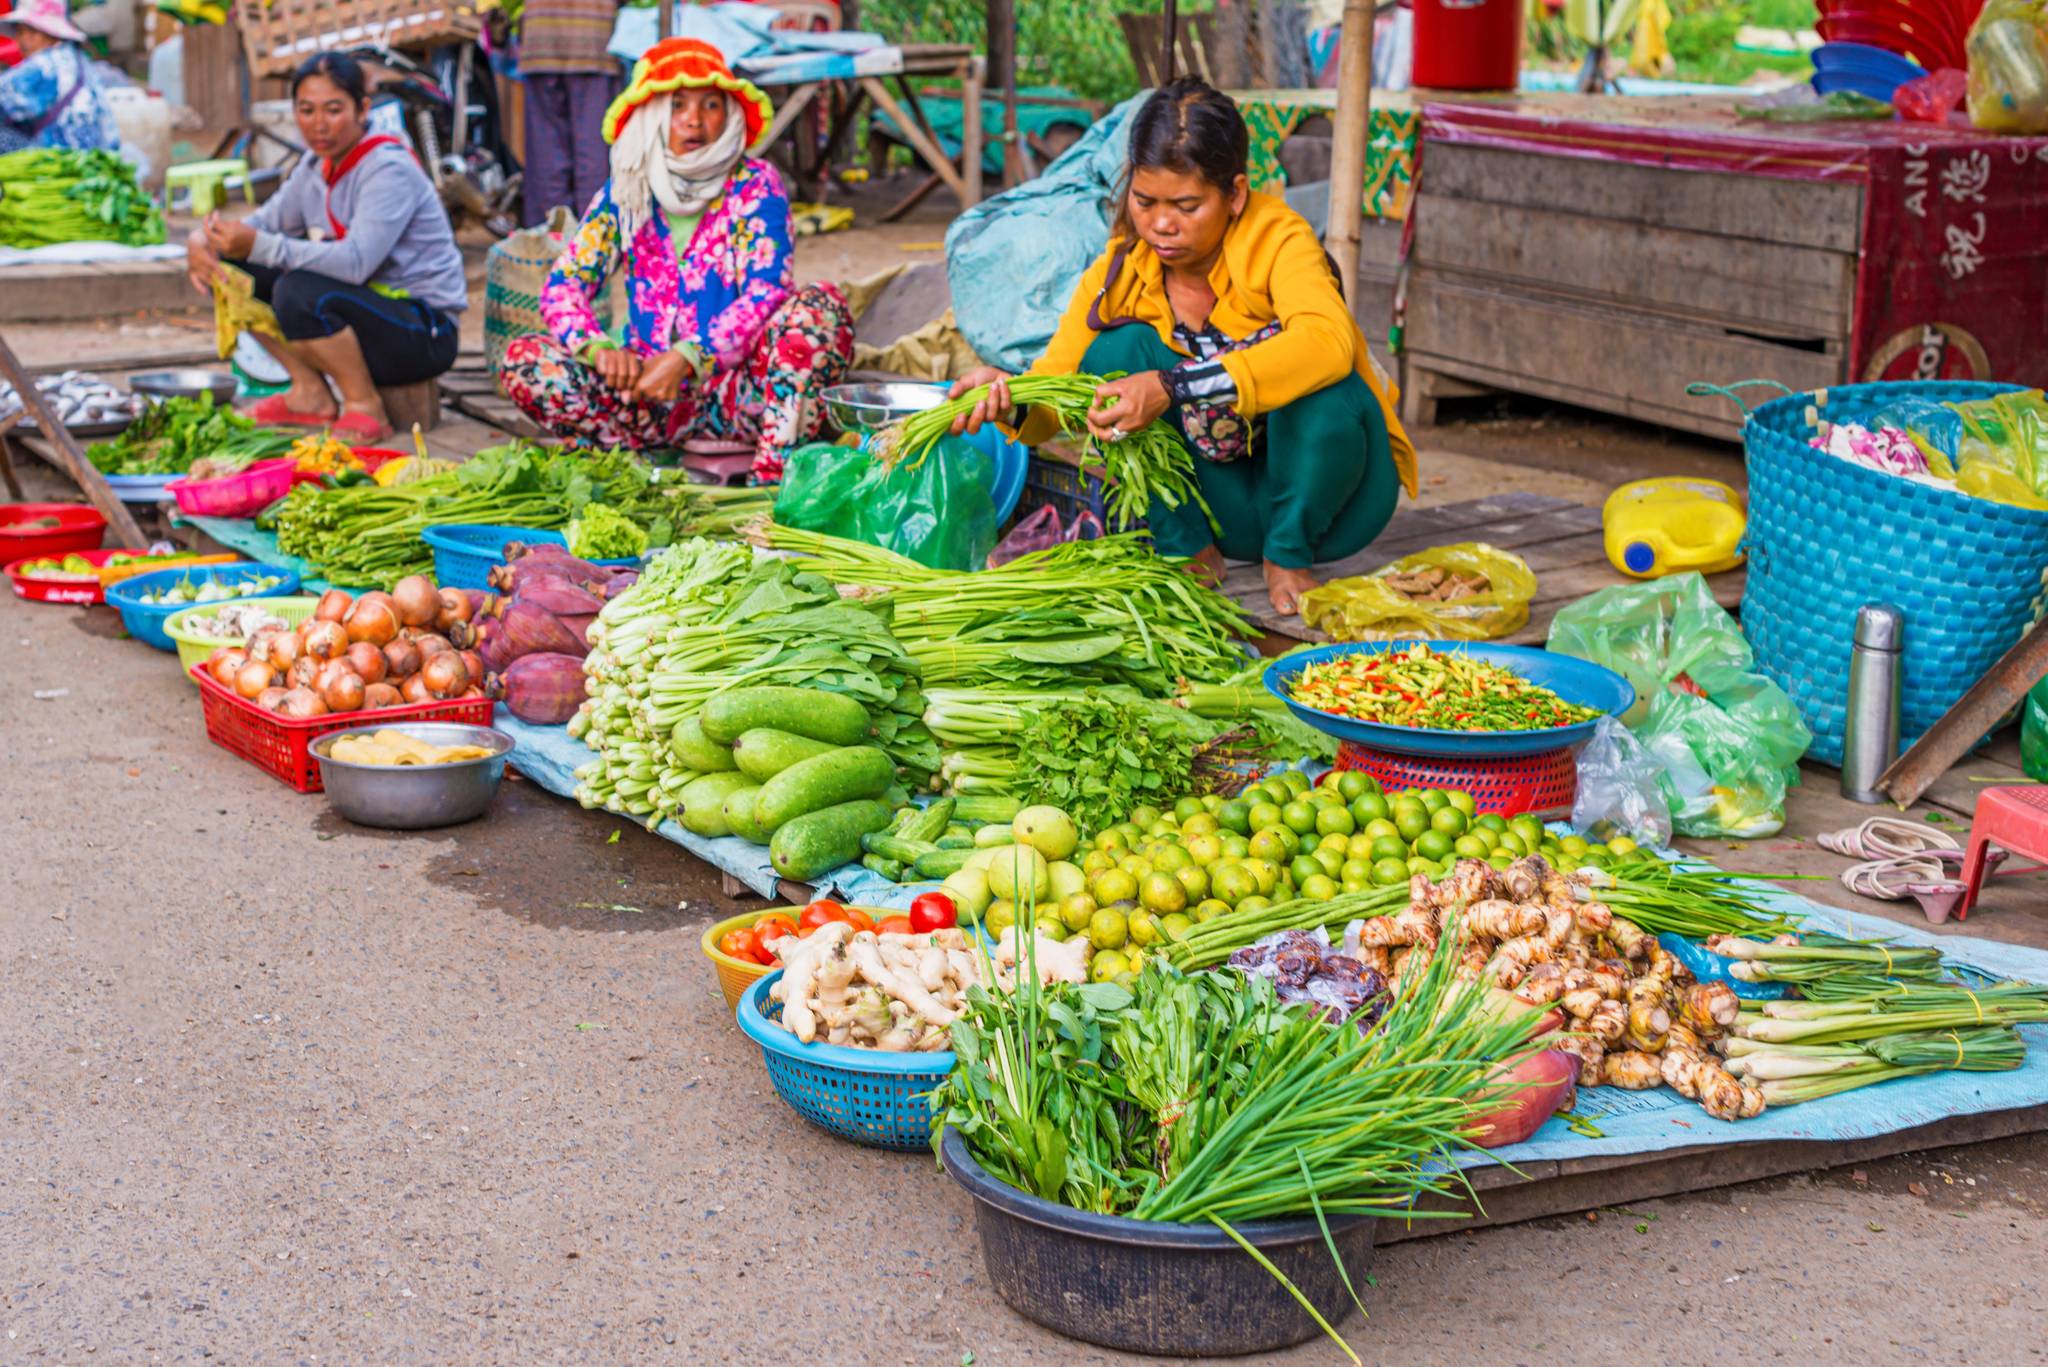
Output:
[610,93,747,238]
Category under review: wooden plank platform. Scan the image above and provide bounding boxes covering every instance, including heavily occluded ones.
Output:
[1223,492,1746,646]
[0,259,194,325]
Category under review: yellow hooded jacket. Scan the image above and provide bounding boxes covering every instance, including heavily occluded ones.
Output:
[1022,189,1417,497]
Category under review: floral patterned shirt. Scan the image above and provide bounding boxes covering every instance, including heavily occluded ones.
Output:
[540,157,795,376]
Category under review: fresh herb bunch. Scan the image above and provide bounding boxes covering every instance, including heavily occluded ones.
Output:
[875,372,1214,532]
[0,148,164,248]
[85,393,294,476]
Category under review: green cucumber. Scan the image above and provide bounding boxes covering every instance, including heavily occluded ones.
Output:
[723,784,769,844]
[701,686,872,746]
[670,716,736,772]
[770,799,893,881]
[887,806,919,834]
[862,853,907,882]
[902,796,957,843]
[679,771,756,837]
[936,832,976,850]
[884,784,912,809]
[973,824,1018,849]
[952,795,1023,824]
[731,727,839,783]
[912,847,976,879]
[863,832,939,864]
[756,745,896,832]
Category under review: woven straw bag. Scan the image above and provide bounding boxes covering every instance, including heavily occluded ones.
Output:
[484,207,611,385]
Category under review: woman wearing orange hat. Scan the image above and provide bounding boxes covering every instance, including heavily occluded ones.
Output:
[499,38,854,481]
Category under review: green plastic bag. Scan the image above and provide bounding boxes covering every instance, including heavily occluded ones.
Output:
[2023,675,2048,780]
[1548,573,1812,838]
[773,438,997,571]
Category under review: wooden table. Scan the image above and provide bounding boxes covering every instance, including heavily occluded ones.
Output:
[755,44,985,222]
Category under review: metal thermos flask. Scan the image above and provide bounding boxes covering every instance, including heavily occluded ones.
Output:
[1840,604,1904,803]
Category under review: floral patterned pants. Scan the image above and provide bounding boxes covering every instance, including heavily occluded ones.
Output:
[500,282,855,482]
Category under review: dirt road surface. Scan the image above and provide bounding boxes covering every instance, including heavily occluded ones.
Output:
[3,471,2044,1365]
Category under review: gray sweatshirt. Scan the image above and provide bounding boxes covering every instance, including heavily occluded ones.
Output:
[246,138,468,316]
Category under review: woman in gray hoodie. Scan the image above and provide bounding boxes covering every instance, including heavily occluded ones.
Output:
[183,52,466,442]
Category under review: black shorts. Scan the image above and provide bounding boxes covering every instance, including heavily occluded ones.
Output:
[235,260,458,387]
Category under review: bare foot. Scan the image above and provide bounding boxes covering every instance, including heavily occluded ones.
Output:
[1185,544,1226,587]
[1264,561,1319,617]
[279,383,338,419]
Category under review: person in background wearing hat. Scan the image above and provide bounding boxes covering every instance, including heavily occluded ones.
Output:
[0,0,120,154]
[517,0,621,225]
[498,38,854,481]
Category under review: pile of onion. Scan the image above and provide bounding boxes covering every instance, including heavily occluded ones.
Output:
[202,575,487,717]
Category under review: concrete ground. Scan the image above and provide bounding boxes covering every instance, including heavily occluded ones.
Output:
[5,442,2046,1363]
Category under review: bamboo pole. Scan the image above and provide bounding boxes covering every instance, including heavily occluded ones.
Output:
[1324,0,1375,300]
[0,332,149,548]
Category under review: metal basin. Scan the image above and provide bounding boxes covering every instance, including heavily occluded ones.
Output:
[311,722,514,830]
[128,369,240,405]
[820,381,949,434]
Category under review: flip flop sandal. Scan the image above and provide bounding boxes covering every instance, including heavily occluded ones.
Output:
[1817,816,1960,862]
[330,412,392,443]
[240,394,337,428]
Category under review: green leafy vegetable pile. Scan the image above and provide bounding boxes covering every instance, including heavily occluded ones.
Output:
[565,502,648,560]
[0,148,164,248]
[85,393,295,476]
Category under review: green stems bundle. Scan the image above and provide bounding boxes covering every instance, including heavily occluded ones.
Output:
[1577,864,1804,939]
[875,372,1214,532]
[1720,1026,2025,1104]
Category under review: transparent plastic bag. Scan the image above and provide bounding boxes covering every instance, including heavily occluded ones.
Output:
[1571,716,1673,847]
[1298,542,1537,642]
[773,438,997,571]
[1967,0,2048,134]
[1548,573,1811,838]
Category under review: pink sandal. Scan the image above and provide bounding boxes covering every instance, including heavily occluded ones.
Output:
[330,412,392,443]
[240,394,337,428]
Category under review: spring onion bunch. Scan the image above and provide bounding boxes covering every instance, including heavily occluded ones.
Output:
[1576,864,1804,940]
[874,372,1214,532]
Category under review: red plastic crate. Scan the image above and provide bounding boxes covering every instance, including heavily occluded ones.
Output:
[190,664,494,792]
[1334,740,1578,818]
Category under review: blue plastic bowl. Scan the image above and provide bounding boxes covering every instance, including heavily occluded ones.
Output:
[1262,641,1636,758]
[421,524,640,592]
[106,561,301,651]
[737,970,952,1150]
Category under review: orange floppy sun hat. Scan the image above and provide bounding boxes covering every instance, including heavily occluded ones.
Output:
[603,38,775,149]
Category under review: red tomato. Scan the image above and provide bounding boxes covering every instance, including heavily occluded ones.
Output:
[909,892,958,933]
[718,929,754,959]
[876,915,915,935]
[842,908,876,933]
[799,900,848,930]
[753,914,798,949]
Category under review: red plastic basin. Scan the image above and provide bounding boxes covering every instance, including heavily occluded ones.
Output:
[0,503,106,561]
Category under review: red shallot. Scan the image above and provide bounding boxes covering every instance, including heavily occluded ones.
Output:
[344,596,399,647]
[345,641,388,684]
[363,681,402,709]
[382,638,421,681]
[322,669,366,713]
[235,659,276,700]
[280,687,326,718]
[314,588,353,623]
[391,574,441,628]
[303,620,348,661]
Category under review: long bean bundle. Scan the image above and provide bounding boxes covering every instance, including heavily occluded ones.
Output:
[875,373,1213,531]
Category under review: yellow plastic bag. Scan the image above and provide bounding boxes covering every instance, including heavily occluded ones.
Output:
[211,262,282,359]
[1299,542,1537,642]
[1967,0,2048,134]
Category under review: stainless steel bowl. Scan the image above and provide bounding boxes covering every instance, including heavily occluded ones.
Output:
[311,723,515,830]
[128,369,240,405]
[820,381,949,434]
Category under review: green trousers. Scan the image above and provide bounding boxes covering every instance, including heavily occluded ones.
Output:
[1079,326,1401,568]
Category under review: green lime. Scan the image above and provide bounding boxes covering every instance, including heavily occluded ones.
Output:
[1394,806,1431,843]
[1218,833,1251,860]
[1172,797,1206,823]
[1289,854,1325,886]
[1369,834,1409,863]
[1444,789,1477,817]
[1279,770,1311,796]
[1095,828,1130,853]
[1510,815,1546,847]
[1140,872,1189,915]
[1609,835,1640,856]
[1347,833,1378,861]
[1364,818,1402,842]
[1185,833,1224,865]
[1314,805,1356,837]
[1060,892,1099,933]
[1087,907,1129,950]
[1148,819,1180,840]
[1248,801,1284,833]
[1217,800,1253,835]
[1317,832,1350,855]
[1129,805,1163,831]
[1340,857,1373,884]
[1118,855,1154,882]
[1414,829,1455,861]
[1475,813,1509,834]
[1247,829,1290,863]
[1336,771,1370,802]
[1299,874,1339,901]
[1453,834,1489,860]
[1281,801,1319,836]
[1342,876,1372,895]
[1081,849,1115,877]
[1237,895,1272,917]
[1150,844,1192,874]
[1091,869,1137,904]
[1175,865,1209,902]
[1274,825,1303,854]
[1417,788,1449,814]
[1350,793,1391,827]
[1429,805,1468,838]
[1181,812,1221,838]
[1312,847,1345,879]
[1128,912,1161,948]
[1468,826,1501,853]
[1160,911,1195,941]
[1243,859,1281,895]
[1495,830,1527,857]
[1192,899,1230,923]
[1406,855,1434,876]
[1210,862,1257,905]
[1371,857,1411,886]
[1037,919,1070,942]
[1089,950,1131,984]
[1202,794,1224,812]
[1559,835,1591,857]
[1488,851,1515,871]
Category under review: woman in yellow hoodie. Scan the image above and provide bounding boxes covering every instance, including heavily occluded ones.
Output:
[951,78,1414,616]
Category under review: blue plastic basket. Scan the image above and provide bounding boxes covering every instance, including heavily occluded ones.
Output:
[737,971,951,1150]
[106,561,302,651]
[1262,641,1635,758]
[1735,381,2048,766]
[421,524,640,592]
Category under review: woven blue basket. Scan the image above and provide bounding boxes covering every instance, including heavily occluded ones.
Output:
[1736,381,2048,765]
[420,524,639,592]
[737,971,950,1151]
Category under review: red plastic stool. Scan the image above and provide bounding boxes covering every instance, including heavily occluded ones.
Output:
[1958,785,2048,919]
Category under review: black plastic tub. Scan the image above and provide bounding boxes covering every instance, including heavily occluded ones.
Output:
[939,1127,1377,1357]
